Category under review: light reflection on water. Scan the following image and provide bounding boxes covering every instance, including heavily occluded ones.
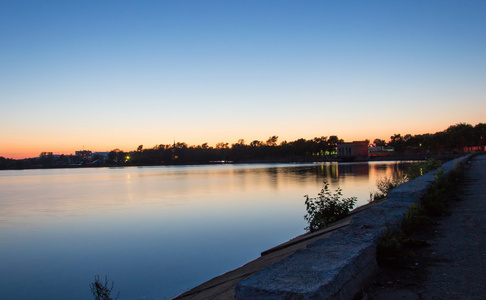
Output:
[0,162,410,300]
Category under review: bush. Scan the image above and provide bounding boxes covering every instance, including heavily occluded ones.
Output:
[376,225,416,268]
[376,176,408,195]
[304,182,357,232]
[377,161,465,268]
[370,176,408,202]
[405,158,442,180]
[420,166,462,216]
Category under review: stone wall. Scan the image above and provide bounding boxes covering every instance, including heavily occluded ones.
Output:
[235,156,469,299]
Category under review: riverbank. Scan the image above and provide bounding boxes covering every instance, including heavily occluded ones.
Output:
[0,153,467,170]
[173,155,470,299]
[364,154,486,299]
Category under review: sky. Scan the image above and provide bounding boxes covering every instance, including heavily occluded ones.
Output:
[1,0,485,159]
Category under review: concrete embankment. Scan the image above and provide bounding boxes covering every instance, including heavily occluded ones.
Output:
[175,156,469,300]
[367,154,486,299]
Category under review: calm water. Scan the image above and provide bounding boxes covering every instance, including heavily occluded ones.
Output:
[0,162,409,300]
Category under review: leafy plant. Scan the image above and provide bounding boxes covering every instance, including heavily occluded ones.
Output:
[377,160,466,269]
[304,182,357,232]
[376,176,408,195]
[420,166,462,216]
[90,275,120,300]
[369,192,386,203]
[369,176,408,203]
[405,158,443,180]
[402,203,431,234]
[376,225,417,268]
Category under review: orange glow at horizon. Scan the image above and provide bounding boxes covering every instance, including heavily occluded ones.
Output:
[2,120,480,160]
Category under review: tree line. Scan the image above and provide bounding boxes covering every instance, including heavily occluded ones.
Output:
[107,135,344,165]
[378,122,485,154]
[104,122,486,165]
[0,122,484,169]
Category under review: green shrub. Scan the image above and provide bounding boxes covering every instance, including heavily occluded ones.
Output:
[370,176,408,202]
[377,176,408,195]
[369,192,386,203]
[304,182,357,232]
[406,158,443,180]
[376,225,416,268]
[402,203,431,235]
[377,160,465,268]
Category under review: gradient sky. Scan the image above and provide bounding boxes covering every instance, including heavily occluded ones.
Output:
[1,0,485,159]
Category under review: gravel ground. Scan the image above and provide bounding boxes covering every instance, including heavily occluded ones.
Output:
[363,154,486,300]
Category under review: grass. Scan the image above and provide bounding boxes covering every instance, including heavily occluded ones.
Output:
[376,159,465,268]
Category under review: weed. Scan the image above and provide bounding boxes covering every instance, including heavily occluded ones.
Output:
[402,203,431,235]
[369,192,386,203]
[377,160,466,269]
[405,158,443,180]
[376,225,416,268]
[304,182,357,232]
[370,176,408,203]
[90,275,120,300]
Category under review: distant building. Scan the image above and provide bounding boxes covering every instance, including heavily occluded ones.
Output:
[337,141,369,161]
[75,150,92,161]
[368,145,395,157]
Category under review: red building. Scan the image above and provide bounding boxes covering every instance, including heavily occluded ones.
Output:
[337,141,369,160]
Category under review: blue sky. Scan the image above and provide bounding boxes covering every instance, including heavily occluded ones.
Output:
[1,0,485,158]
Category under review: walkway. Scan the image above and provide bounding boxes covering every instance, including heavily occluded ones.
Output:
[368,154,486,300]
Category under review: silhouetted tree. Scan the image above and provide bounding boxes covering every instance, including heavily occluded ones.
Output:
[388,134,406,153]
[327,135,342,155]
[445,123,474,148]
[474,123,486,146]
[265,136,279,146]
[373,139,386,147]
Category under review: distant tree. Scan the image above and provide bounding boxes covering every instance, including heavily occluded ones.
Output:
[373,139,386,147]
[327,135,342,155]
[445,123,475,148]
[250,140,263,147]
[107,149,125,164]
[175,142,188,149]
[388,134,406,153]
[0,156,21,169]
[215,142,229,149]
[474,123,486,146]
[289,138,309,156]
[265,136,278,146]
[107,150,117,163]
[313,136,328,155]
[39,152,54,166]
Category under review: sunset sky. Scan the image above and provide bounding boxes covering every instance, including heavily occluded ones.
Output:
[1,0,485,159]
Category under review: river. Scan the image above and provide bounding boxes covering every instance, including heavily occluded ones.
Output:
[0,161,410,300]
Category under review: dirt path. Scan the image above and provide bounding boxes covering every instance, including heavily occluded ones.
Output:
[365,154,486,300]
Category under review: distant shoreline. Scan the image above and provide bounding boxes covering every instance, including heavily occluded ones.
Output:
[0,153,466,171]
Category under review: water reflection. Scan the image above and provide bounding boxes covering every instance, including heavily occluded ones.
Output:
[0,162,410,300]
